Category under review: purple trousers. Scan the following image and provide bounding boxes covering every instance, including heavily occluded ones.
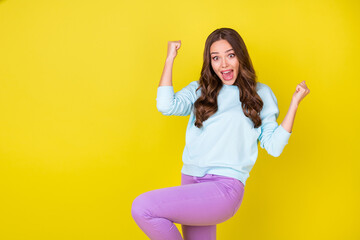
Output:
[131,173,245,240]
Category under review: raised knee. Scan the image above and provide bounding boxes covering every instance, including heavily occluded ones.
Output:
[131,194,153,221]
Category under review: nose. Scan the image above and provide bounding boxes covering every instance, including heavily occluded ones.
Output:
[221,57,229,68]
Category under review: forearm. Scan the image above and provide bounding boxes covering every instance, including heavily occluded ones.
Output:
[280,99,298,133]
[159,58,175,87]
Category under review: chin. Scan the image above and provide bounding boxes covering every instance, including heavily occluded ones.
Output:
[222,80,236,85]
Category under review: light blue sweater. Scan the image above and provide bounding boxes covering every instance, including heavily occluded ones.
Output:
[156,81,292,186]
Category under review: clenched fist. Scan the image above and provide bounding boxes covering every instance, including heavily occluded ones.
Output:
[166,40,181,61]
[292,81,310,105]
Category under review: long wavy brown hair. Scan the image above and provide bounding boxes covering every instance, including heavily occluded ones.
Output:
[194,28,263,128]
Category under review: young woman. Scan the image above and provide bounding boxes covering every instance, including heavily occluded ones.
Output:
[131,27,310,240]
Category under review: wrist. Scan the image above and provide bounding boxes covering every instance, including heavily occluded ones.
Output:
[290,98,299,109]
[165,57,175,63]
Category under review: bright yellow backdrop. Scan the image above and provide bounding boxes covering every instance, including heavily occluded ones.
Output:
[0,0,359,239]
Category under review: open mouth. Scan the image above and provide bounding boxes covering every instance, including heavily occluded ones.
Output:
[221,70,234,80]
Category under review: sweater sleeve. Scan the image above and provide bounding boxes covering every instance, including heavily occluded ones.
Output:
[257,84,292,157]
[156,81,199,116]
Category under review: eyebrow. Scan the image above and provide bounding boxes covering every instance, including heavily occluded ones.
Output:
[210,49,234,55]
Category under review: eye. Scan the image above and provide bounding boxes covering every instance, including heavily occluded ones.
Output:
[212,56,218,61]
[229,53,235,58]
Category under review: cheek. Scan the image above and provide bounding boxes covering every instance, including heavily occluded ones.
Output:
[231,59,239,67]
[211,61,219,71]
[232,62,240,73]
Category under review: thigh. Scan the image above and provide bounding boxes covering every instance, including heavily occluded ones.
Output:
[135,177,244,226]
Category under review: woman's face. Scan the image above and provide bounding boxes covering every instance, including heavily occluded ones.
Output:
[210,39,239,85]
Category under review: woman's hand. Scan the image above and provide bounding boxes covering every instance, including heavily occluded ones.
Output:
[292,81,310,106]
[166,40,181,61]
[280,81,310,133]
[159,41,181,86]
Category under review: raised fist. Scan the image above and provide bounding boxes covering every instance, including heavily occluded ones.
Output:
[166,40,181,60]
[292,81,310,105]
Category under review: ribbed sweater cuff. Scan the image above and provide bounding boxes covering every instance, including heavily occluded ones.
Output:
[275,124,292,144]
[157,86,174,99]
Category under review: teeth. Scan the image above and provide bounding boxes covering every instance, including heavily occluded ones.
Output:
[222,70,231,74]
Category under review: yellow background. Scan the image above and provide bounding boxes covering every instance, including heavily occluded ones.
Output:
[0,0,359,239]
